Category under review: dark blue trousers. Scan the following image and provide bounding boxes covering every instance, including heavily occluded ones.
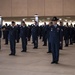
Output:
[48,41,51,52]
[21,37,27,51]
[33,37,38,48]
[51,42,59,62]
[10,39,16,55]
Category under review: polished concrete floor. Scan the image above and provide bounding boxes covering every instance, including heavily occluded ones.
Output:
[0,39,75,75]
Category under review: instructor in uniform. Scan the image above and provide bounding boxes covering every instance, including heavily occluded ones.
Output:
[48,17,61,64]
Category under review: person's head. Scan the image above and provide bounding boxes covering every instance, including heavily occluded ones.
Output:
[21,21,26,26]
[66,22,69,27]
[12,21,15,26]
[44,22,46,26]
[64,25,66,27]
[52,17,59,25]
[34,21,38,25]
[60,21,63,26]
[5,23,8,26]
[49,21,53,26]
[70,23,73,27]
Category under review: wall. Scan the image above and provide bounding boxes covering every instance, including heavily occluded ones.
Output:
[0,0,11,17]
[0,0,75,17]
[63,0,75,16]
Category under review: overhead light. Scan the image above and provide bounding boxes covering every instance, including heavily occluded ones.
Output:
[66,17,71,19]
[69,20,72,23]
[32,20,34,22]
[39,20,42,22]
[22,18,27,21]
[22,19,25,21]
[64,19,68,22]
[47,18,50,20]
[70,20,72,22]
[59,18,62,21]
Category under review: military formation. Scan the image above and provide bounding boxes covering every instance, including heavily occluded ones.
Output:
[0,16,75,64]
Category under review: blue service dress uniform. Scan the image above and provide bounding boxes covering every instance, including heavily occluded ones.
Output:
[48,25,61,63]
[39,26,43,39]
[5,26,9,45]
[64,26,70,47]
[73,25,75,43]
[42,25,48,46]
[16,25,20,43]
[47,25,52,53]
[31,25,39,49]
[59,26,64,49]
[20,26,28,52]
[9,26,17,55]
[69,26,74,45]
[27,25,31,41]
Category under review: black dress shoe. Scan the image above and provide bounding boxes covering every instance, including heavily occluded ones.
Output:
[55,62,59,64]
[4,44,8,45]
[60,49,63,50]
[33,47,38,49]
[16,42,19,43]
[59,47,63,49]
[9,53,13,55]
[21,50,26,52]
[65,45,68,47]
[12,54,16,56]
[43,44,47,46]
[9,54,15,56]
[47,52,51,53]
[70,43,73,45]
[51,61,55,64]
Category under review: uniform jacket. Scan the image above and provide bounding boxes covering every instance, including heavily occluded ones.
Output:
[48,25,61,43]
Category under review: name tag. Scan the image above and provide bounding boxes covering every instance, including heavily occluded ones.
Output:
[57,28,60,32]
[57,28,59,31]
[61,29,63,31]
[51,28,53,31]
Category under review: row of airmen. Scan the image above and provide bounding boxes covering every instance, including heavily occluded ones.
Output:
[0,17,75,64]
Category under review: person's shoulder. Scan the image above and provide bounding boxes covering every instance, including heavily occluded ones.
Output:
[25,26,28,28]
[14,26,17,28]
[9,26,12,29]
[50,25,54,28]
[57,24,60,27]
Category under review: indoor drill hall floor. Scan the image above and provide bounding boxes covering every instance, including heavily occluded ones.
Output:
[0,39,75,75]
